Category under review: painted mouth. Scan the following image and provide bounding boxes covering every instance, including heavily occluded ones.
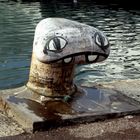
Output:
[63,57,73,63]
[46,52,108,64]
[85,55,98,63]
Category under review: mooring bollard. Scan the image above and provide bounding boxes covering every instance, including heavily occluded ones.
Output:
[27,18,110,99]
[1,18,140,132]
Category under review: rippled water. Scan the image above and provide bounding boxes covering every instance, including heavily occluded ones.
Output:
[0,0,140,89]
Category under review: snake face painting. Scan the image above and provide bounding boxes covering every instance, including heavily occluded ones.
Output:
[33,18,110,65]
[27,18,110,97]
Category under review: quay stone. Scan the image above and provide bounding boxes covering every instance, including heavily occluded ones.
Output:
[0,79,140,133]
[99,79,140,102]
[0,111,24,137]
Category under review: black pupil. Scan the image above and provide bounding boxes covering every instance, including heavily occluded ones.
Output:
[53,37,61,50]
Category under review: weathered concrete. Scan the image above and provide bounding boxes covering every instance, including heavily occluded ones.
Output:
[1,115,140,140]
[99,79,140,102]
[0,79,140,137]
[0,80,140,134]
[0,111,24,137]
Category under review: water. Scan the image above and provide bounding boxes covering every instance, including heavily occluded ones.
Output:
[0,0,140,89]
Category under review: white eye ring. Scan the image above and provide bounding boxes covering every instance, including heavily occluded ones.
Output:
[103,36,109,46]
[95,32,109,47]
[46,36,67,52]
[95,34,101,46]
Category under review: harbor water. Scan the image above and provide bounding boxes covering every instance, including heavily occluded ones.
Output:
[0,0,140,89]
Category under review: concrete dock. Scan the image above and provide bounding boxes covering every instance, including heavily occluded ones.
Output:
[0,79,140,139]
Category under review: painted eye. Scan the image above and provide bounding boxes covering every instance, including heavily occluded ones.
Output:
[46,37,67,52]
[95,32,109,47]
[102,35,109,46]
[95,34,101,46]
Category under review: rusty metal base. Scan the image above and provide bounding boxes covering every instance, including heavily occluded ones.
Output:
[0,86,140,133]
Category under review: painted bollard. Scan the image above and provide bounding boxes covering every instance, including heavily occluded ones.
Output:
[1,18,140,132]
[27,18,110,99]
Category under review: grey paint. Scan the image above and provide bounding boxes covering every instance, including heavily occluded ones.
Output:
[33,18,110,64]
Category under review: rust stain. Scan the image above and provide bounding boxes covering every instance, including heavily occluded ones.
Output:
[27,54,76,97]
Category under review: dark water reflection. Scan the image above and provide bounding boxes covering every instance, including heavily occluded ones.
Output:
[0,0,140,89]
